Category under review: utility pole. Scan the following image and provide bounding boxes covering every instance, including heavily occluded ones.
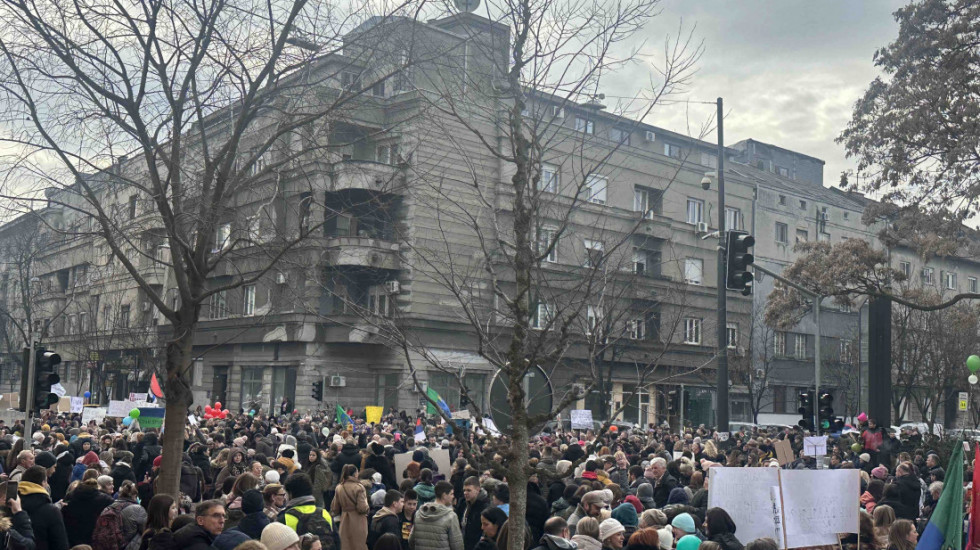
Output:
[24,339,36,432]
[715,97,729,432]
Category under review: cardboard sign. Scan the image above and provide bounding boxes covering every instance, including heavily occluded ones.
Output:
[81,407,107,425]
[1,393,20,409]
[774,439,794,466]
[51,396,72,413]
[365,406,383,425]
[70,397,84,414]
[570,409,593,430]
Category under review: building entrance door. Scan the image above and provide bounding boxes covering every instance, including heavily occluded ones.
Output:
[212,366,228,407]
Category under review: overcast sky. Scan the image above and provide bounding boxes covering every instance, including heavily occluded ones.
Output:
[608,0,906,187]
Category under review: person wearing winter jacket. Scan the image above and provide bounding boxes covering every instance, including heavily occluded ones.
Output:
[70,451,101,484]
[214,448,249,490]
[298,444,334,507]
[331,440,362,476]
[457,477,490,550]
[135,433,162,483]
[1,493,35,550]
[365,442,398,490]
[62,478,114,546]
[91,481,141,550]
[369,490,404,548]
[570,517,603,550]
[48,450,74,503]
[414,469,436,506]
[409,481,463,550]
[111,451,138,490]
[531,517,578,550]
[18,466,69,550]
[472,506,506,550]
[704,508,743,550]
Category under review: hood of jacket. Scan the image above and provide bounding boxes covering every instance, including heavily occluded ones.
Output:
[416,502,454,521]
[539,534,579,550]
[18,481,49,497]
[571,535,602,550]
[375,506,399,520]
[414,482,436,500]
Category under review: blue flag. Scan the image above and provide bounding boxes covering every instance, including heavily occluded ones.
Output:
[916,441,963,550]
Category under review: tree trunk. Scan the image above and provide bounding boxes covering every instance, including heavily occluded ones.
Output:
[156,319,195,498]
[506,381,530,550]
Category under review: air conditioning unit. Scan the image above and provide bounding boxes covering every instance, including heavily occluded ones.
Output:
[571,383,587,398]
[645,131,656,142]
[551,106,565,118]
[276,272,288,285]
[696,221,709,234]
[385,280,400,293]
[329,375,346,387]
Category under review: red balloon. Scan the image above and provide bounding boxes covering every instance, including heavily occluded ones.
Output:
[221,410,229,418]
[293,409,298,415]
[204,405,212,413]
[214,402,222,410]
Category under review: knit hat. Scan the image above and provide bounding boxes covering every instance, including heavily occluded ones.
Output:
[623,495,643,515]
[666,487,689,505]
[242,489,264,514]
[611,502,638,527]
[657,527,674,550]
[676,535,701,550]
[153,455,163,468]
[599,518,625,542]
[556,460,573,476]
[871,466,888,480]
[265,470,281,484]
[35,451,56,469]
[81,451,100,466]
[859,453,871,463]
[671,513,696,534]
[261,522,300,550]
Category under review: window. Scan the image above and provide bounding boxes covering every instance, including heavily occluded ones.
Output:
[700,152,718,169]
[243,285,256,316]
[340,72,361,90]
[214,223,231,252]
[249,151,268,176]
[773,386,787,414]
[584,175,607,204]
[686,198,704,225]
[799,200,807,210]
[368,286,391,317]
[725,207,741,231]
[66,314,76,335]
[299,192,312,233]
[532,302,554,330]
[627,318,645,340]
[794,334,807,359]
[575,118,594,134]
[128,195,138,220]
[726,323,738,349]
[839,301,851,313]
[775,222,788,244]
[632,248,646,274]
[376,144,399,165]
[899,261,911,280]
[921,267,934,285]
[79,311,88,333]
[970,277,978,293]
[119,305,130,328]
[774,331,786,356]
[944,271,957,290]
[539,164,558,193]
[209,291,228,319]
[586,305,602,336]
[840,341,852,363]
[240,367,264,412]
[777,166,789,177]
[537,227,558,263]
[634,186,659,219]
[843,212,850,220]
[103,305,112,330]
[664,143,681,159]
[583,239,604,268]
[778,195,787,206]
[684,258,703,285]
[609,128,630,145]
[795,228,808,244]
[683,318,702,345]
[372,81,385,97]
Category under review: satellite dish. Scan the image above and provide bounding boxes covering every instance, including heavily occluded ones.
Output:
[454,0,480,13]
[488,364,553,434]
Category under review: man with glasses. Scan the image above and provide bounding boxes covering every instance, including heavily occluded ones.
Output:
[174,499,225,550]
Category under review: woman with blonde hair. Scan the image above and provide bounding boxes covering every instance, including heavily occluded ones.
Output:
[887,519,916,550]
[873,505,895,549]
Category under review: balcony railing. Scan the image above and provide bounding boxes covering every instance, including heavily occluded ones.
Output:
[331,160,403,193]
[324,236,400,270]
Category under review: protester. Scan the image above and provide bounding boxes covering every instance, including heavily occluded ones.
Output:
[886,519,917,550]
[474,507,506,550]
[173,500,224,550]
[138,494,178,550]
[409,481,463,550]
[332,464,370,550]
[19,465,69,550]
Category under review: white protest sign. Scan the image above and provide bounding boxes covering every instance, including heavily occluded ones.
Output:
[803,436,827,457]
[394,452,413,485]
[129,392,147,403]
[429,448,451,477]
[81,407,107,425]
[107,400,134,417]
[770,487,784,550]
[188,414,198,426]
[70,397,84,413]
[780,469,858,540]
[51,383,67,397]
[708,467,780,545]
[570,410,593,430]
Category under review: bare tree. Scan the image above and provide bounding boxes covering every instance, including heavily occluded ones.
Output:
[0,0,428,495]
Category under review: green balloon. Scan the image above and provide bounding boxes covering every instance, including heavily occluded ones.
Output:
[851,443,862,453]
[967,355,980,373]
[129,409,140,419]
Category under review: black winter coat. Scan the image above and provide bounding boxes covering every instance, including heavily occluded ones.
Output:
[893,475,921,520]
[48,454,74,503]
[2,510,36,550]
[459,493,489,550]
[139,529,179,550]
[110,462,137,491]
[62,484,114,546]
[331,444,362,475]
[652,473,679,509]
[19,487,69,550]
[525,485,549,543]
[172,524,215,550]
[365,453,398,490]
[710,533,744,550]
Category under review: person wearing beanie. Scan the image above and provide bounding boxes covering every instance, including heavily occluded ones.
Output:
[622,495,643,516]
[266,469,282,485]
[871,466,888,481]
[110,450,137,491]
[153,455,163,468]
[261,522,301,550]
[278,473,335,534]
[676,535,701,550]
[635,483,655,511]
[666,487,689,506]
[599,518,626,550]
[62,477,113,546]
[611,503,639,540]
[365,441,397,490]
[236,489,271,539]
[670,513,704,542]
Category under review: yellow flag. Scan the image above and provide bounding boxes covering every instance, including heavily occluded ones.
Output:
[365,406,383,425]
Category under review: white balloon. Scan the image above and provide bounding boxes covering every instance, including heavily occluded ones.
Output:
[969,374,978,385]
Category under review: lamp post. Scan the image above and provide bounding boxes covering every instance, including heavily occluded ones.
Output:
[714,97,729,432]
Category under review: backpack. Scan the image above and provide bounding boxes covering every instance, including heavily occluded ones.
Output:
[91,500,133,550]
[286,507,338,550]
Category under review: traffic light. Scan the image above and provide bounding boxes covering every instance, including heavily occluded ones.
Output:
[725,230,755,295]
[312,380,323,402]
[34,348,61,411]
[818,393,834,433]
[798,390,814,431]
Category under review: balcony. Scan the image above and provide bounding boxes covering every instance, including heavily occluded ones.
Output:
[321,318,384,344]
[331,160,404,193]
[324,237,400,270]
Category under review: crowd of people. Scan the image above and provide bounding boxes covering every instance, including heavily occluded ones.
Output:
[0,407,963,550]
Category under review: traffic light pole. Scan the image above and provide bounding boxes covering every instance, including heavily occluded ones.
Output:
[715,97,729,433]
[750,263,823,433]
[24,339,36,433]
